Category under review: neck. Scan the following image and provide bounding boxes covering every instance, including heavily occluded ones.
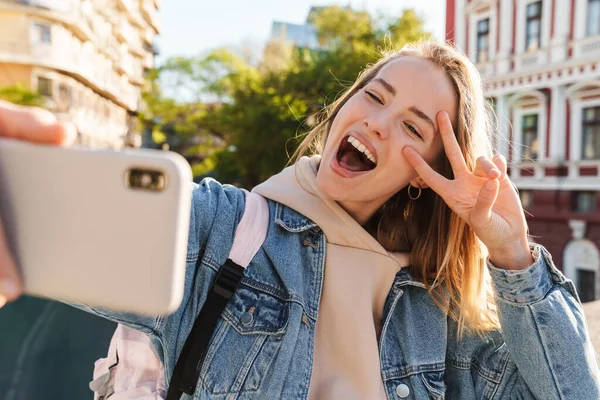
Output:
[336,199,384,226]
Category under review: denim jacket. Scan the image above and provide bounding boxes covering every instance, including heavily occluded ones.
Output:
[76,178,600,399]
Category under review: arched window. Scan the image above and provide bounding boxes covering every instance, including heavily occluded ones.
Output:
[563,220,600,302]
[564,239,600,302]
[566,80,600,162]
[466,0,498,72]
[508,90,548,164]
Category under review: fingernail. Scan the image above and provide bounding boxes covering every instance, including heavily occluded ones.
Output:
[0,279,18,298]
[0,295,6,308]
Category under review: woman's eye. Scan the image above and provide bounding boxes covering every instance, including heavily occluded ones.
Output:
[404,122,423,140]
[365,91,383,104]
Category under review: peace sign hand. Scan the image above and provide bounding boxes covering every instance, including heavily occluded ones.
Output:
[403,111,533,270]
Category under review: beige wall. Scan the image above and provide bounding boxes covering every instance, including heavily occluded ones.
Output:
[0,0,160,148]
[0,11,29,45]
[0,63,32,87]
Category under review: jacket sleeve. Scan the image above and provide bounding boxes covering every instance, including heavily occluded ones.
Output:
[488,244,600,399]
[67,178,245,335]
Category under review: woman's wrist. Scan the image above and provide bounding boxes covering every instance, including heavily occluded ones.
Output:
[488,241,534,271]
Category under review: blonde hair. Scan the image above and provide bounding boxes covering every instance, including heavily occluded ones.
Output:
[292,41,500,335]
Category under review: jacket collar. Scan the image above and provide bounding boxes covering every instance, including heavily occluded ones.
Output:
[273,201,427,289]
[393,268,427,289]
[274,202,320,233]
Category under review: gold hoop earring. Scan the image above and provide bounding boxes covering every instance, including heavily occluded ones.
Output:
[408,184,422,200]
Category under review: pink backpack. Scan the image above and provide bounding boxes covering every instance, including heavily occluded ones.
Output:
[89,192,270,400]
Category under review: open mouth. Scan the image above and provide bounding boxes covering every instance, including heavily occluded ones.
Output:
[336,135,377,173]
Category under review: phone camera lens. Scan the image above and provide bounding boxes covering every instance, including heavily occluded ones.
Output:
[141,173,152,188]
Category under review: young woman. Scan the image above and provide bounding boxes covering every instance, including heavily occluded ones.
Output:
[0,41,599,399]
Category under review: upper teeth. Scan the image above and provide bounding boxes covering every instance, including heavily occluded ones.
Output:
[348,136,377,164]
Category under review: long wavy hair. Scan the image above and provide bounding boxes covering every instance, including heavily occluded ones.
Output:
[292,41,500,335]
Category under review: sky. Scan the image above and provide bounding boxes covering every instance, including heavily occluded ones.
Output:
[156,0,447,64]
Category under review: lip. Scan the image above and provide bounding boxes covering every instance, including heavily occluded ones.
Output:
[329,130,378,178]
[330,155,371,178]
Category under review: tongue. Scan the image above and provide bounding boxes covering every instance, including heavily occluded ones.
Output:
[339,148,371,172]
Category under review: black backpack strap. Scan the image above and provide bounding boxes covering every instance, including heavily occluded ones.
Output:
[165,259,245,400]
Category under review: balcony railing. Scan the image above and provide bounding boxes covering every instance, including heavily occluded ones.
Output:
[573,35,600,60]
[143,51,154,69]
[115,19,135,44]
[143,26,155,47]
[128,35,146,58]
[116,0,133,15]
[511,159,600,191]
[512,49,549,71]
[141,0,160,33]
[0,41,138,110]
[475,61,494,78]
[0,0,97,43]
[3,0,71,12]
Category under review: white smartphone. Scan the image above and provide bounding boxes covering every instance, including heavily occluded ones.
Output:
[0,138,192,315]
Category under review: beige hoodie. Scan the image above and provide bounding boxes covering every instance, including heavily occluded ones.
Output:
[253,156,410,400]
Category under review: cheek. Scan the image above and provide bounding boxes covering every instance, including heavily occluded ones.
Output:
[329,96,362,134]
[387,141,443,182]
[422,138,444,164]
[323,104,357,155]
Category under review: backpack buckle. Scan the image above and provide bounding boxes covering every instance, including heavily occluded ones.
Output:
[212,259,244,299]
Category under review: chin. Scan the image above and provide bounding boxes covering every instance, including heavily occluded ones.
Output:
[316,165,364,202]
[316,166,347,201]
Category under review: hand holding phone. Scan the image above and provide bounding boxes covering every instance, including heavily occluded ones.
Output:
[0,100,192,315]
[0,100,76,308]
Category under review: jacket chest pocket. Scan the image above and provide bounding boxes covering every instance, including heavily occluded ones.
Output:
[386,370,447,400]
[197,285,288,396]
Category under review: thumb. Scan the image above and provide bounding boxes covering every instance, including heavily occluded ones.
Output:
[0,100,76,146]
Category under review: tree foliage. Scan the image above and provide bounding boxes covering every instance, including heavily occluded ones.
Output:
[0,85,44,107]
[144,7,430,187]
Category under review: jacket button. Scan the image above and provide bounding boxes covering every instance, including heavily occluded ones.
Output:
[302,239,318,250]
[395,383,410,398]
[240,311,253,325]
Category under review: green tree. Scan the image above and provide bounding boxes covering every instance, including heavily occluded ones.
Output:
[0,85,44,106]
[311,6,375,51]
[145,7,431,187]
[138,61,229,176]
[379,9,432,48]
[208,8,430,187]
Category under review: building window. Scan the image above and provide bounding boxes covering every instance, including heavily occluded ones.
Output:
[57,83,72,112]
[476,18,490,63]
[573,191,597,213]
[582,105,600,160]
[588,0,600,36]
[519,190,533,209]
[577,269,596,302]
[525,1,542,51]
[37,77,53,97]
[522,114,539,160]
[33,23,52,44]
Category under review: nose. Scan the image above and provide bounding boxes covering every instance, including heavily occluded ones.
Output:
[363,114,388,140]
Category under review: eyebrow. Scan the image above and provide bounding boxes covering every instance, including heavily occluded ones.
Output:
[409,106,436,133]
[373,78,437,134]
[373,78,396,96]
